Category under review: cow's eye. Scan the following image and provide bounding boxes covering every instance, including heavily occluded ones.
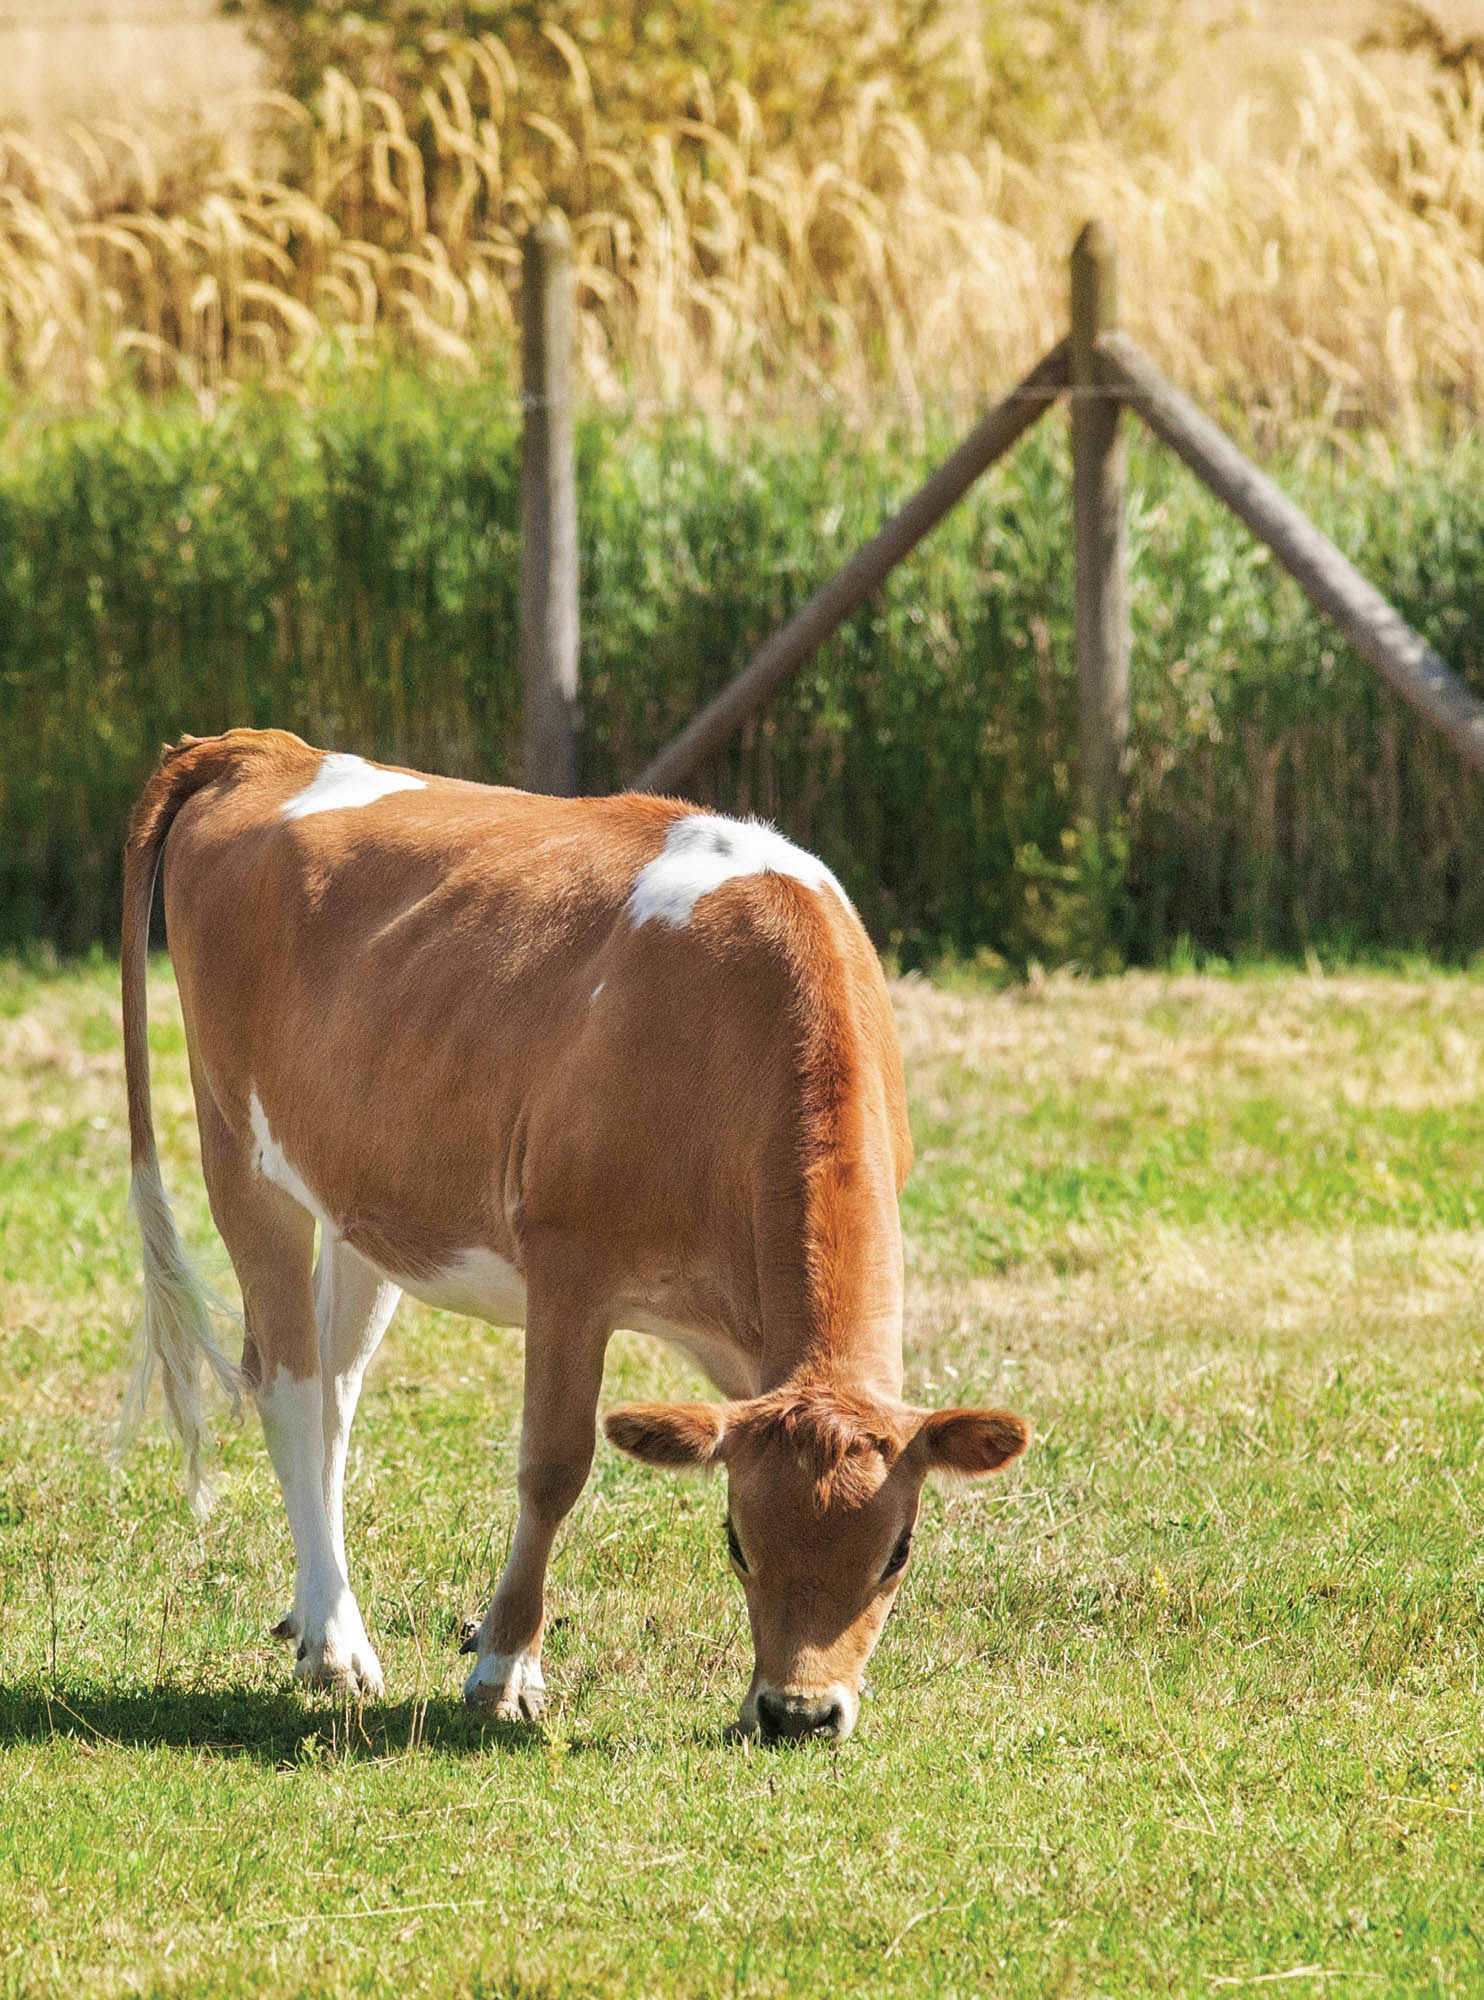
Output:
[726,1517,748,1573]
[882,1528,913,1581]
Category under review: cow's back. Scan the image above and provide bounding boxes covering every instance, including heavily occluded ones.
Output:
[157,730,908,1359]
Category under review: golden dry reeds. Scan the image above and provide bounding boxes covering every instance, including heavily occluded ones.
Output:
[2,33,1483,432]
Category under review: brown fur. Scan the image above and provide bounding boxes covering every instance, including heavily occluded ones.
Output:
[913,1407,1030,1476]
[727,1383,911,1510]
[120,728,1027,1733]
[122,732,264,1167]
[606,1390,1029,1509]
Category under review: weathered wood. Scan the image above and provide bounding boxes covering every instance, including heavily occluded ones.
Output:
[1097,328,1484,778]
[631,338,1072,796]
[520,210,581,795]
[1070,221,1129,825]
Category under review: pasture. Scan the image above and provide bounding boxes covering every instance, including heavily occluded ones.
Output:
[4,953,1484,1994]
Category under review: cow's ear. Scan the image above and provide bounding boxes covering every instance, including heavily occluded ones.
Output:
[911,1408,1029,1477]
[604,1402,729,1469]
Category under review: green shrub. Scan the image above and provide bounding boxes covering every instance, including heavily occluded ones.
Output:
[3,373,1483,966]
[222,0,1184,158]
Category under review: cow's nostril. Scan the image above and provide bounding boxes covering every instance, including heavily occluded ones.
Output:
[756,1690,790,1739]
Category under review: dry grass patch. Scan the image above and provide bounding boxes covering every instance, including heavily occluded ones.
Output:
[893,964,1484,1114]
[0,0,256,131]
[3,28,1484,427]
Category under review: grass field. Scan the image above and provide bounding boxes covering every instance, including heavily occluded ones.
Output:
[4,954,1484,1995]
[8,2,1484,427]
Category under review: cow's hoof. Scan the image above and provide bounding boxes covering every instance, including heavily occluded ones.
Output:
[463,1650,545,1721]
[294,1629,385,1701]
[270,1611,302,1643]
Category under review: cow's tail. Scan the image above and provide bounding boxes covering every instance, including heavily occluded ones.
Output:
[116,737,245,1520]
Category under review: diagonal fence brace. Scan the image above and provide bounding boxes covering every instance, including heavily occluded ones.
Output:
[631,339,1071,796]
[1096,328,1484,779]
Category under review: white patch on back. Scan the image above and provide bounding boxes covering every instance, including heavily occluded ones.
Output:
[396,1248,528,1328]
[281,751,425,821]
[249,1090,331,1225]
[627,812,851,929]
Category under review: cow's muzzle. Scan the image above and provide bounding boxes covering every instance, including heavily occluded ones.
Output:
[753,1685,855,1743]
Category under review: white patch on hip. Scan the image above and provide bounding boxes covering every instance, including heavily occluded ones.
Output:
[280,751,426,821]
[249,1090,331,1225]
[627,812,851,929]
[396,1247,528,1329]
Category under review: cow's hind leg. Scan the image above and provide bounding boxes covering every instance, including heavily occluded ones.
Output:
[272,1233,400,1648]
[197,1097,384,1696]
[464,1261,611,1720]
[318,1233,401,1587]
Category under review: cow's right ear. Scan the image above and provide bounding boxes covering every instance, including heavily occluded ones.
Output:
[604,1403,729,1469]
[910,1407,1030,1476]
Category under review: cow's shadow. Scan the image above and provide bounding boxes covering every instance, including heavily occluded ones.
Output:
[0,1679,603,1763]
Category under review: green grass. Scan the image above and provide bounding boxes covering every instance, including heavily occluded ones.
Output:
[5,955,1484,1995]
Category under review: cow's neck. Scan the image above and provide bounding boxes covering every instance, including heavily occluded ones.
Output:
[755,1086,905,1403]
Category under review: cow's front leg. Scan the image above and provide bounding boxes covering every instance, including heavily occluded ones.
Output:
[464,1282,610,1720]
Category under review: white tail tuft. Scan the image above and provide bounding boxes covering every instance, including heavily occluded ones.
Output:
[115,1156,244,1520]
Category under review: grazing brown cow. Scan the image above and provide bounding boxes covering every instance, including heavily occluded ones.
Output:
[120,729,1028,1741]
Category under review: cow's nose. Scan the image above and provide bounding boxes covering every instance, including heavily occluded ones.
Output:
[756,1689,845,1742]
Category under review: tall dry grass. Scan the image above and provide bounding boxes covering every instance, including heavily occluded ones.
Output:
[2,33,1483,429]
[0,0,256,133]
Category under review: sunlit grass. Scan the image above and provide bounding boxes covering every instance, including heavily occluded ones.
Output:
[3,956,1484,1995]
[3,30,1484,432]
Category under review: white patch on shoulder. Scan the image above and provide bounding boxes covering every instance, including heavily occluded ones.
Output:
[249,1091,331,1225]
[396,1248,528,1329]
[281,751,425,821]
[627,812,851,929]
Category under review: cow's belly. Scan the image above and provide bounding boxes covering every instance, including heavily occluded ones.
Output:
[246,1084,758,1389]
[390,1248,756,1392]
[393,1247,529,1326]
[389,1250,755,1396]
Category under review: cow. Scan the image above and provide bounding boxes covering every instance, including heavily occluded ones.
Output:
[119,729,1028,1742]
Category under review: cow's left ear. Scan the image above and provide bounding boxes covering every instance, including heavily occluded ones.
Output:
[910,1407,1029,1476]
[604,1402,730,1469]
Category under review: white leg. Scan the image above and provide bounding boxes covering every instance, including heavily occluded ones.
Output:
[315,1232,400,1577]
[269,1233,399,1655]
[256,1368,385,1697]
[194,1101,386,1697]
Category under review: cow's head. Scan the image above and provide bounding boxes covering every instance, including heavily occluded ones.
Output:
[604,1383,1027,1743]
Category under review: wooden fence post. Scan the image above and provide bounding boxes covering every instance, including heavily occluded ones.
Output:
[1071,220,1129,827]
[520,210,581,795]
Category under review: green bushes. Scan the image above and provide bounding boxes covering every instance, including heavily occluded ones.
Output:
[3,373,1483,965]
